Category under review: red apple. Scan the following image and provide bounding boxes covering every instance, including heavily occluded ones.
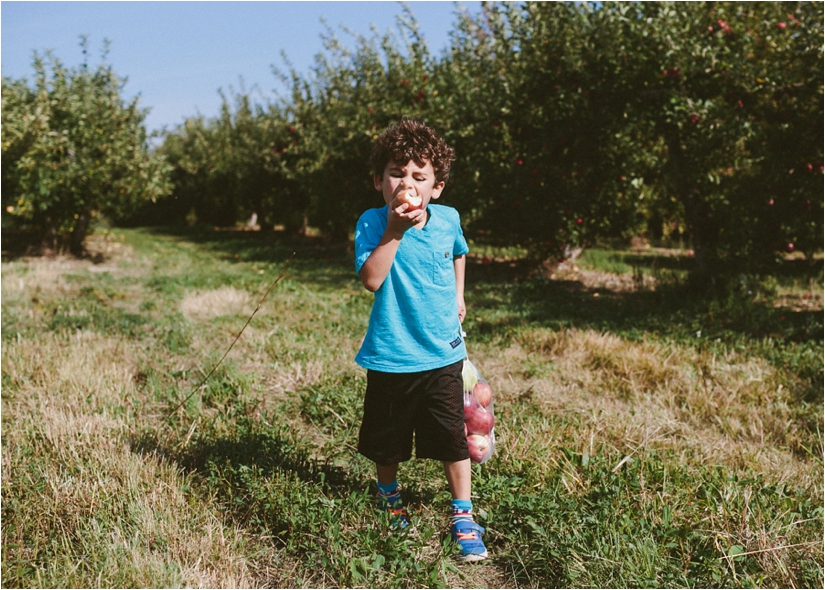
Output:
[464,404,495,435]
[467,434,492,463]
[473,381,493,408]
[397,189,422,211]
[464,395,477,418]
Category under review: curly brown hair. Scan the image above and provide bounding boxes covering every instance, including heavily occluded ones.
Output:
[370,118,456,184]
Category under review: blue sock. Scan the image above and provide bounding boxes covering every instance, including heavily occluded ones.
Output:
[376,479,402,507]
[376,478,398,495]
[451,499,473,524]
[375,479,410,528]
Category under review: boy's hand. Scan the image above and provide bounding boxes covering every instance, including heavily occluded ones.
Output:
[387,196,426,236]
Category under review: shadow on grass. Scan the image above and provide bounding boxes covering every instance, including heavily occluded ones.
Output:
[133,420,358,492]
[1,228,108,263]
[141,226,823,348]
[131,418,376,541]
[602,249,823,277]
[468,257,822,345]
[141,226,358,291]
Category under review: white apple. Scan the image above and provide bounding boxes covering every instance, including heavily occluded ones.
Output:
[462,360,478,392]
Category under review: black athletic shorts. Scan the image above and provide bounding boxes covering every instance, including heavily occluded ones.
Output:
[358,359,469,465]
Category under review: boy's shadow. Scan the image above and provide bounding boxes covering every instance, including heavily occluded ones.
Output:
[132,424,365,533]
[131,419,447,533]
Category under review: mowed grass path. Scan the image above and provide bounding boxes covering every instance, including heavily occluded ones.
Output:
[2,227,822,588]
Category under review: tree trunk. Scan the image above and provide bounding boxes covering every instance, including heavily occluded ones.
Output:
[665,133,716,288]
[38,214,59,254]
[70,209,91,256]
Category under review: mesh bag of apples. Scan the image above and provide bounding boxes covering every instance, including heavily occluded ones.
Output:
[462,359,495,464]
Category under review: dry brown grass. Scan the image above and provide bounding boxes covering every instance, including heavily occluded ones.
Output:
[180,286,254,321]
[1,257,83,301]
[1,330,273,588]
[479,327,817,487]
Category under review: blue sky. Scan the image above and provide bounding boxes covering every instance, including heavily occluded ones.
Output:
[2,1,477,134]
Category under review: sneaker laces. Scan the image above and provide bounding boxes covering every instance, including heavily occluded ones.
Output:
[451,520,488,561]
[454,530,479,542]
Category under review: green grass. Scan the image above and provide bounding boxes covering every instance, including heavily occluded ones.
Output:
[2,227,822,588]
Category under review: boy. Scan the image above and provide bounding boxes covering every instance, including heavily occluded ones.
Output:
[353,118,487,562]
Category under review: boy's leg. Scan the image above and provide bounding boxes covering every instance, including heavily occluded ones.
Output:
[443,458,471,499]
[375,462,410,528]
[377,463,399,486]
[443,458,488,562]
[359,368,417,529]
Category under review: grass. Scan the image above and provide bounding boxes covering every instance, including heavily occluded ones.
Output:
[2,226,822,588]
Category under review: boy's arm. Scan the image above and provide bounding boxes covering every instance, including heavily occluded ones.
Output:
[359,202,423,292]
[359,232,402,292]
[454,254,466,323]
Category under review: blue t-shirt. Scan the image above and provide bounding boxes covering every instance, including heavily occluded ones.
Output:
[354,204,469,373]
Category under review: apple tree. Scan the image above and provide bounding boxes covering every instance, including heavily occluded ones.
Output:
[440,1,822,279]
[440,2,654,264]
[1,39,171,253]
[275,9,444,241]
[616,1,823,277]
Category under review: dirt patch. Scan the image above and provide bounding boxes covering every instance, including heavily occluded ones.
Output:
[180,286,253,321]
[553,266,657,292]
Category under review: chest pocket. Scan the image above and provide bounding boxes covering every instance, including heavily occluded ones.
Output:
[432,250,454,286]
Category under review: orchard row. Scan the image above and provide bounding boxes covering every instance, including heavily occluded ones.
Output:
[4,3,822,276]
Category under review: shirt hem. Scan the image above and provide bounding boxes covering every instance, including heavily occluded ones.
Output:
[355,352,467,374]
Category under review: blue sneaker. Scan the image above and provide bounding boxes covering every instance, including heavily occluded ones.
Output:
[375,492,411,529]
[451,519,488,562]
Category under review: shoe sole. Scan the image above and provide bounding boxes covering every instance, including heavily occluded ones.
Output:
[454,551,489,563]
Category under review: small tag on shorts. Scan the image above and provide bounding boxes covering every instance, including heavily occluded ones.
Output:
[449,336,462,349]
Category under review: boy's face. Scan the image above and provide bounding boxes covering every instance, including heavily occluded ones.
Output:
[374,158,445,210]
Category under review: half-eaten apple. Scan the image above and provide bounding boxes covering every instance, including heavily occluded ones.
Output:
[397,188,423,211]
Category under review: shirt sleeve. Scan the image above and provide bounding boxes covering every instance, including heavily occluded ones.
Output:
[452,210,469,256]
[354,207,387,274]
